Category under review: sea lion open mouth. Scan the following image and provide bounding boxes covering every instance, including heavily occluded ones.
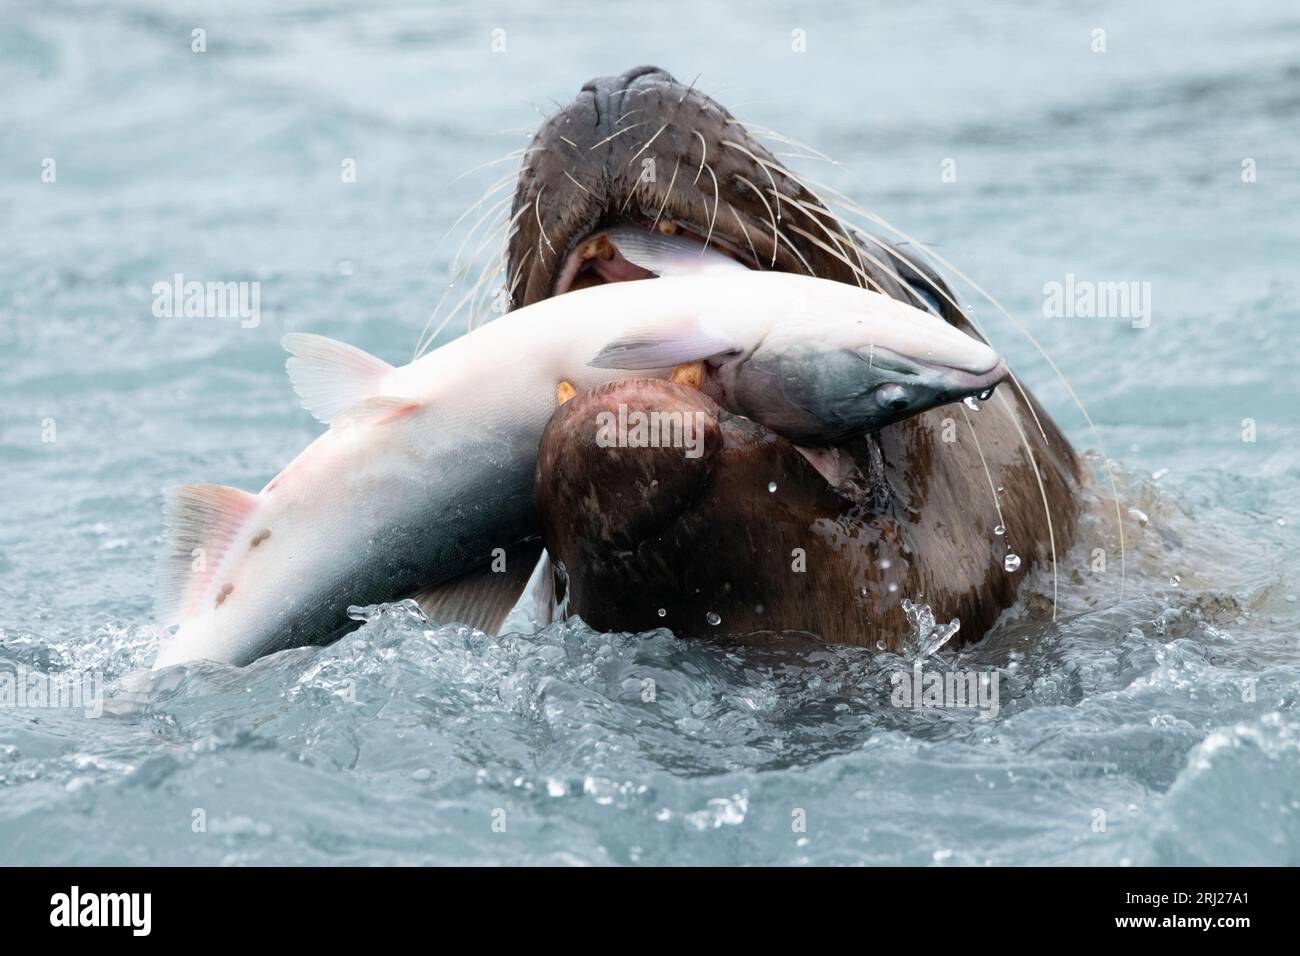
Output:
[492,65,1081,650]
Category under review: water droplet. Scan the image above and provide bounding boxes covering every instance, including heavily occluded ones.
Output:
[996,486,1004,494]
[1003,553,1021,573]
[877,558,892,570]
[993,524,1005,535]
[1169,575,1181,587]
[706,611,721,626]
[1278,518,1287,527]
[887,582,898,593]
[767,481,777,493]
[978,387,994,401]
[963,396,981,411]
[657,608,666,618]
[1128,507,1149,527]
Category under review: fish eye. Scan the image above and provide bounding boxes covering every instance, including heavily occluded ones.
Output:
[874,383,912,412]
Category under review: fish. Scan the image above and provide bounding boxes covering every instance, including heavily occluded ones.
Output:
[152,227,1007,667]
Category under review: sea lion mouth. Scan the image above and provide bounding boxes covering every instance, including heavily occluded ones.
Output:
[551,217,755,296]
[506,65,910,309]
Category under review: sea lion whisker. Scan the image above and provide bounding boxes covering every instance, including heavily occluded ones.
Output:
[467,252,510,330]
[783,222,875,291]
[677,71,703,105]
[762,167,877,291]
[448,146,534,185]
[447,193,513,276]
[721,140,783,221]
[562,169,593,195]
[770,150,838,163]
[958,404,1008,541]
[413,284,458,361]
[772,224,817,277]
[439,250,507,339]
[616,108,644,125]
[725,202,762,266]
[533,186,555,256]
[652,158,682,229]
[702,162,721,249]
[732,173,780,266]
[424,177,515,274]
[589,122,645,150]
[738,123,838,165]
[782,196,877,291]
[504,246,531,307]
[994,390,1059,621]
[558,135,579,149]
[692,130,708,186]
[627,123,669,167]
[416,205,524,356]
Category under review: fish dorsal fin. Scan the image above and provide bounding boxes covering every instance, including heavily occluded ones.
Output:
[155,483,259,626]
[332,396,419,430]
[589,318,740,370]
[413,544,545,636]
[604,226,748,277]
[282,333,395,425]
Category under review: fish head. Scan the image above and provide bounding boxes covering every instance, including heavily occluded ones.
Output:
[711,279,1009,444]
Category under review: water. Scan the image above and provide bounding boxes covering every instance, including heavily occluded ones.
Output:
[2,0,1298,865]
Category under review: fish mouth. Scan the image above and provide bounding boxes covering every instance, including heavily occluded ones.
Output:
[507,65,923,310]
[926,356,1011,405]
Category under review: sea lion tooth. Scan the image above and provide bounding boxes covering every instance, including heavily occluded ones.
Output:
[670,361,704,389]
[658,220,678,235]
[556,380,577,404]
[579,235,614,261]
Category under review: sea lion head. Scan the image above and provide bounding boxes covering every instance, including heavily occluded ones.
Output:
[505,65,927,310]
[497,66,1079,648]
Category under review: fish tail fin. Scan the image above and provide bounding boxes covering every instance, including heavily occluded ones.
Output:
[155,483,258,625]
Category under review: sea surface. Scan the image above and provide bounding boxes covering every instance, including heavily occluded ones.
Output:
[1,0,1297,865]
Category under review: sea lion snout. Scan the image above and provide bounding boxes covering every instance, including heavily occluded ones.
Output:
[537,380,723,555]
[535,380,890,641]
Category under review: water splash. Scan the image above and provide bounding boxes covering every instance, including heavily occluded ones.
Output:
[901,598,961,659]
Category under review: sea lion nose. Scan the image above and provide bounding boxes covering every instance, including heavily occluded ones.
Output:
[580,65,675,96]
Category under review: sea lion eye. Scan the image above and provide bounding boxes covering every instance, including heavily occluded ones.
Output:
[874,383,912,412]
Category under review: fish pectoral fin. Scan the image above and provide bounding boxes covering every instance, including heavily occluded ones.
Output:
[331,396,419,429]
[793,444,867,494]
[589,320,739,371]
[603,225,748,277]
[155,483,259,626]
[282,332,396,425]
[413,544,545,636]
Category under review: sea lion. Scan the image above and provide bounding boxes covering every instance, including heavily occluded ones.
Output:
[508,65,1080,650]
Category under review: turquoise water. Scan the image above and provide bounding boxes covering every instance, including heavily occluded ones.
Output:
[1,0,1298,864]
